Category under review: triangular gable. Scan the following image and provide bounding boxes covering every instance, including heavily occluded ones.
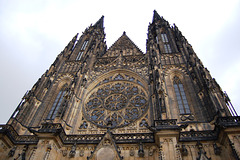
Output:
[88,130,123,160]
[103,32,143,57]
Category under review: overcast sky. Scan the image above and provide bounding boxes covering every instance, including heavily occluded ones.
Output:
[0,0,240,123]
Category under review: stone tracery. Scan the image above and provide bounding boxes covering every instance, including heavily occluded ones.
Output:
[84,74,148,128]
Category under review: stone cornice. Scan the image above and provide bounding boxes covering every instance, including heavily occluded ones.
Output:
[1,116,239,145]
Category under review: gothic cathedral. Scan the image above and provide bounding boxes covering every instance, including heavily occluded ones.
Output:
[1,11,240,160]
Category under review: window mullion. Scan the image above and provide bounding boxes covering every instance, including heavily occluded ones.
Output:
[178,84,186,113]
[53,91,65,118]
[50,91,62,119]
[48,89,66,120]
[174,78,190,115]
[49,91,62,119]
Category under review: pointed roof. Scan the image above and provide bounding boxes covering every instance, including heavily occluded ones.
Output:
[88,130,123,160]
[104,32,143,57]
[153,10,161,22]
[94,15,104,29]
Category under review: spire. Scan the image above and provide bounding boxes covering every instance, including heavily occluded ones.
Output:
[64,33,78,52]
[152,10,161,22]
[94,15,104,29]
[72,33,79,42]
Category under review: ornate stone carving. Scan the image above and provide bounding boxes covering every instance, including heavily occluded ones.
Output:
[8,146,16,157]
[180,130,218,141]
[43,145,51,160]
[69,143,76,157]
[28,146,37,160]
[217,116,240,127]
[130,147,134,156]
[180,114,194,121]
[61,149,67,157]
[0,125,38,145]
[84,80,148,128]
[91,55,148,83]
[158,145,164,160]
[175,144,182,160]
[138,142,144,157]
[148,147,154,156]
[154,119,178,130]
[196,141,211,160]
[181,144,188,156]
[139,119,147,127]
[79,121,88,129]
[79,150,84,157]
[113,133,154,143]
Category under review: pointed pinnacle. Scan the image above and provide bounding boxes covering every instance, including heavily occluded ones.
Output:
[153,10,161,22]
[94,15,104,29]
[74,33,79,39]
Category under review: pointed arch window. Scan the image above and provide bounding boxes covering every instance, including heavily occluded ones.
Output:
[47,86,67,120]
[164,44,172,53]
[161,33,168,43]
[173,77,190,114]
[81,40,89,50]
[76,40,89,61]
[161,33,172,53]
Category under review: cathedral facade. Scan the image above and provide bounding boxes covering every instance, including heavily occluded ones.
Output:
[0,11,240,160]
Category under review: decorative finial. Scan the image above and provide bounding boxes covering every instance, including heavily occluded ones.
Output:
[123,31,126,35]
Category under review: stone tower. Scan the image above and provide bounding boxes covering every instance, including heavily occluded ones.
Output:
[0,11,240,160]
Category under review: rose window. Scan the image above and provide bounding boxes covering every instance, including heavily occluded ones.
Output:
[83,80,148,128]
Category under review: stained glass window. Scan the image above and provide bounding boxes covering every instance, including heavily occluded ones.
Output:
[173,77,190,114]
[161,33,172,53]
[47,86,66,120]
[161,33,168,43]
[76,40,88,61]
[84,81,148,128]
[164,44,172,53]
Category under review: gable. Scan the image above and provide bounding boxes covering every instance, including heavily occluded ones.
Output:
[103,32,143,57]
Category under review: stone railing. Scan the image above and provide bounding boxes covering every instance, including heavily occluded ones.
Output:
[154,119,178,129]
[113,133,154,143]
[2,116,239,145]
[217,116,240,127]
[0,125,38,144]
[60,131,103,144]
[179,129,218,141]
[38,123,62,133]
[0,123,155,145]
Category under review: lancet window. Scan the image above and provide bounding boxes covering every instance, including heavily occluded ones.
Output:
[47,85,67,120]
[161,33,172,53]
[173,77,190,114]
[76,40,89,61]
[161,33,168,43]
